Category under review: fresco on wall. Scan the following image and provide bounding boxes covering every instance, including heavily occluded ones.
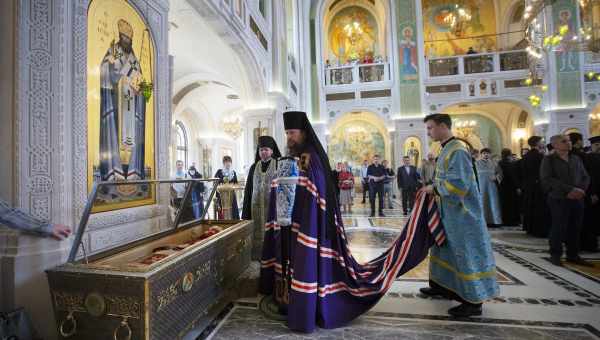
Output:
[423,0,497,57]
[328,6,378,63]
[328,121,386,167]
[88,0,155,212]
[397,0,422,115]
[553,0,583,107]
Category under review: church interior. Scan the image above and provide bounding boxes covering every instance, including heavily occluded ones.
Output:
[1,0,600,339]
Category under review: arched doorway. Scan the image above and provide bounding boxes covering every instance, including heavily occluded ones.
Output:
[327,112,391,170]
[440,101,534,156]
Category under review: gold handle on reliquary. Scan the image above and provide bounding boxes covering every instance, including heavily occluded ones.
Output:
[113,316,132,340]
[59,311,77,338]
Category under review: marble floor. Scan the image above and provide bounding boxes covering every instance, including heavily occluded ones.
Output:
[201,198,600,339]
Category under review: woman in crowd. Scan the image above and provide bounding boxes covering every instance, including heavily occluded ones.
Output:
[338,163,355,214]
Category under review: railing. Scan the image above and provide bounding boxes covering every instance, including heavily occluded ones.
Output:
[325,62,390,86]
[427,50,528,78]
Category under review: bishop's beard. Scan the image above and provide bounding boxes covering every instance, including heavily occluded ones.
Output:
[119,40,133,54]
[287,141,306,157]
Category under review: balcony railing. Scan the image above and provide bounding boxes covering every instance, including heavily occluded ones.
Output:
[325,62,390,86]
[427,50,529,78]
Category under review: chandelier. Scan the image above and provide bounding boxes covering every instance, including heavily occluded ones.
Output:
[454,120,477,139]
[442,4,472,37]
[221,117,242,140]
[343,21,364,46]
[525,0,600,54]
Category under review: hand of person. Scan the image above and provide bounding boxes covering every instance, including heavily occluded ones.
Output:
[591,194,599,205]
[516,188,522,195]
[567,188,585,200]
[422,185,434,195]
[51,224,72,241]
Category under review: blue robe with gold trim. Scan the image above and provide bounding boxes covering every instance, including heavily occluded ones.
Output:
[430,139,499,303]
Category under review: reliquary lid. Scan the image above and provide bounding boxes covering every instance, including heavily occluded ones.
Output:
[67,178,221,263]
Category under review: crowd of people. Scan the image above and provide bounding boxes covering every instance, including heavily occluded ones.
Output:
[329,153,435,217]
[466,133,599,267]
[325,131,599,269]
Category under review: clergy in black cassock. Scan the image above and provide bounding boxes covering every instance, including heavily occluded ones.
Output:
[520,136,550,237]
[581,135,600,252]
[498,148,520,226]
[242,136,282,260]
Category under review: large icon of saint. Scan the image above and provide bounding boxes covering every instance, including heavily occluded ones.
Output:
[407,141,420,167]
[399,26,418,81]
[99,19,146,181]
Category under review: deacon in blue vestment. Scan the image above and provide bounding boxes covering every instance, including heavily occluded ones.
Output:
[476,148,503,226]
[421,113,499,317]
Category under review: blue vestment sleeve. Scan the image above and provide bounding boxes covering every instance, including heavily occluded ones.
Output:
[0,199,53,237]
[435,149,472,199]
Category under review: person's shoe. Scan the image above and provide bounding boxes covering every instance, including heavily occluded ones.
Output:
[277,305,288,315]
[419,287,446,297]
[448,303,482,317]
[379,212,385,217]
[550,256,562,266]
[403,212,408,216]
[370,213,375,217]
[389,206,394,209]
[566,257,594,267]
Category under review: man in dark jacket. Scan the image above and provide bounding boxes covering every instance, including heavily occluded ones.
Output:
[520,136,550,237]
[541,135,591,267]
[396,156,420,216]
[367,155,387,217]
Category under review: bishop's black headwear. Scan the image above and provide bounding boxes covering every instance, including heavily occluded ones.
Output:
[590,135,600,144]
[283,111,338,239]
[254,135,282,163]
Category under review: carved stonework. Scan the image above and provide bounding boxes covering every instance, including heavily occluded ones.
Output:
[17,0,57,221]
[15,0,170,249]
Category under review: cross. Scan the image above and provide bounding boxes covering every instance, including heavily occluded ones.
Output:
[126,89,132,110]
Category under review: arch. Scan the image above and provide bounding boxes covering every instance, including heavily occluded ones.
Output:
[563,127,583,135]
[327,111,392,167]
[498,0,527,50]
[313,0,394,86]
[174,120,189,168]
[441,100,534,154]
[170,1,267,109]
[324,3,383,63]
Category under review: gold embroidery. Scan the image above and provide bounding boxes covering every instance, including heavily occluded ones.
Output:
[430,255,496,281]
[444,180,467,197]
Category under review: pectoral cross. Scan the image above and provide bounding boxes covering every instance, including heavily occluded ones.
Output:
[126,89,132,110]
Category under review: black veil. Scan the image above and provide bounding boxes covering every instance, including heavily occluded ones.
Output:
[283,111,338,238]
